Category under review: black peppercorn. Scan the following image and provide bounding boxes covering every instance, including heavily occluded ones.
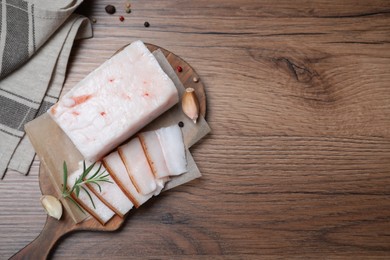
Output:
[105,5,116,14]
[178,121,184,128]
[144,21,150,27]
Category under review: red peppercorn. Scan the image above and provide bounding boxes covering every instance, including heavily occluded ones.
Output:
[177,66,183,72]
[119,16,125,22]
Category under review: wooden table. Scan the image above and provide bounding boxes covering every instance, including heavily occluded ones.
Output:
[1,1,390,258]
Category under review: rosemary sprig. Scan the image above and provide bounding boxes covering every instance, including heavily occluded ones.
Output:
[62,161,113,214]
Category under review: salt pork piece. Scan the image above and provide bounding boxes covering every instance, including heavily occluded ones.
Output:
[118,138,157,195]
[83,162,134,217]
[138,131,170,179]
[48,40,179,161]
[103,151,153,207]
[67,171,115,225]
[154,177,170,196]
[156,125,187,176]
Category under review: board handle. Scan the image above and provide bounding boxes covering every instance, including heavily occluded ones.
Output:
[10,216,73,260]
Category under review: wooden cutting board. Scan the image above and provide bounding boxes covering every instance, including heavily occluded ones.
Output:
[10,43,207,260]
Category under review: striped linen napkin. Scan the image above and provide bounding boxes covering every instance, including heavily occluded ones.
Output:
[0,0,92,178]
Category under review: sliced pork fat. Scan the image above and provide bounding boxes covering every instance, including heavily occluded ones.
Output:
[118,138,157,195]
[103,151,153,207]
[155,125,187,176]
[67,170,115,225]
[138,130,170,179]
[82,162,133,217]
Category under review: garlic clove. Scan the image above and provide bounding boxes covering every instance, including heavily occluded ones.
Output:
[182,88,200,124]
[40,195,63,220]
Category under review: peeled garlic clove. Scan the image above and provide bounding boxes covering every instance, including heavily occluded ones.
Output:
[182,88,200,123]
[40,195,63,220]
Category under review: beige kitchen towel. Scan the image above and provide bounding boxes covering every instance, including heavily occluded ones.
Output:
[0,0,92,178]
[0,0,85,78]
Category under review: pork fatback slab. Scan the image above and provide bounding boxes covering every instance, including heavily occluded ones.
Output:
[48,40,178,161]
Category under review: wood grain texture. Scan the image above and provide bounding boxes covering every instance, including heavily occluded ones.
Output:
[1,0,390,259]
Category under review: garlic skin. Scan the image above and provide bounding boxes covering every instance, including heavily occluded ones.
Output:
[40,195,63,220]
[182,88,200,123]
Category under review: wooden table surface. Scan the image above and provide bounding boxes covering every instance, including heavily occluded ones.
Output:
[1,0,390,259]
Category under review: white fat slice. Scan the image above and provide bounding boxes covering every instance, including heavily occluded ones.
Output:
[156,125,187,176]
[83,162,133,217]
[118,138,157,195]
[138,130,170,179]
[48,40,178,161]
[67,170,115,225]
[154,177,170,196]
[103,151,153,208]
